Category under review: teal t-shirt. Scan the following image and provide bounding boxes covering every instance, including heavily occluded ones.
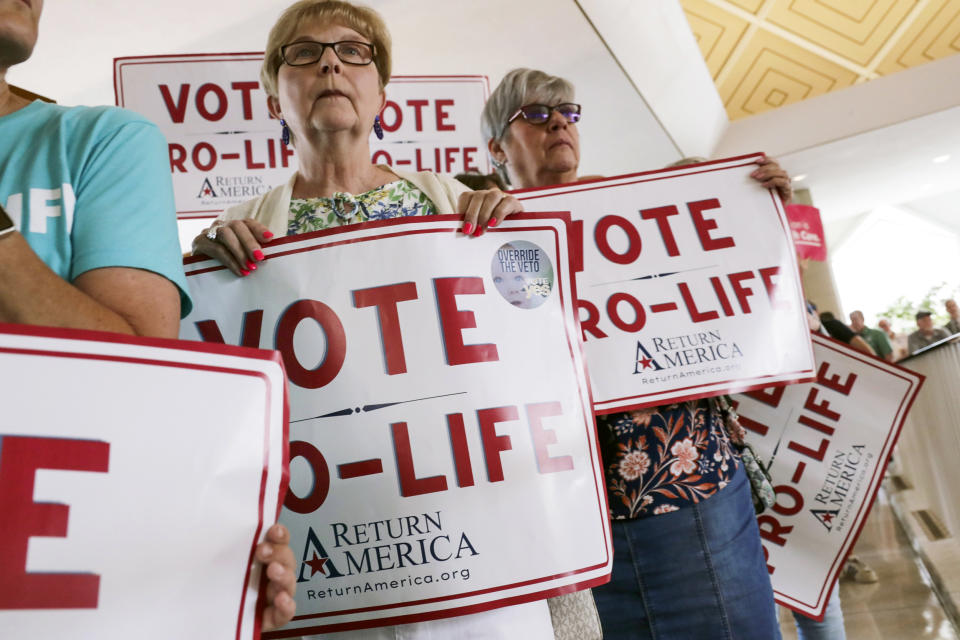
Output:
[0,101,192,316]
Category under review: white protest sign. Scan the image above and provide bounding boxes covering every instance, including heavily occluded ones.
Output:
[114,53,292,219]
[370,75,491,175]
[179,214,610,634]
[732,333,923,619]
[0,323,288,639]
[514,155,815,413]
[114,54,490,219]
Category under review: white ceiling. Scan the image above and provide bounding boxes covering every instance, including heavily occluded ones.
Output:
[10,0,960,238]
[781,105,960,223]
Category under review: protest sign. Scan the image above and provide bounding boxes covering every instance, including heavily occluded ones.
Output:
[514,154,815,413]
[0,323,288,639]
[785,204,827,262]
[732,333,923,619]
[369,75,491,176]
[180,214,611,634]
[114,53,490,219]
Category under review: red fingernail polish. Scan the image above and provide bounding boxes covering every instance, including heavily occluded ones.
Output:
[253,250,265,261]
[462,222,474,235]
[474,226,484,236]
[487,217,499,228]
[241,269,250,276]
[263,231,274,240]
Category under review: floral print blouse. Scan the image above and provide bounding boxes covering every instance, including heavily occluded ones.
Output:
[288,179,437,235]
[597,399,740,519]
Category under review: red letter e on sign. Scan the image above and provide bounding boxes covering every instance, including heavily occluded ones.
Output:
[0,435,110,609]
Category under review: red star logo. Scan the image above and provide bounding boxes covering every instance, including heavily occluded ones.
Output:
[305,552,329,577]
[821,512,834,524]
[638,357,654,370]
[202,188,213,196]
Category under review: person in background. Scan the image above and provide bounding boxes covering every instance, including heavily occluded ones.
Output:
[818,310,876,356]
[849,310,894,362]
[0,0,296,629]
[944,299,959,335]
[193,3,552,638]
[483,67,790,640]
[907,309,950,354]
[877,317,909,361]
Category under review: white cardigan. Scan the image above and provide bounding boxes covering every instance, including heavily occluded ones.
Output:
[217,166,471,236]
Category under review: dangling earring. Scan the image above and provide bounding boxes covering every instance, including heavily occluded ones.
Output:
[280,119,290,146]
[373,115,384,140]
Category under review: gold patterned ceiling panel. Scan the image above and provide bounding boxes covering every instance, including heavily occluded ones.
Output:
[728,0,765,14]
[875,0,960,73]
[717,29,860,118]
[681,0,960,120]
[683,1,750,77]
[766,0,915,65]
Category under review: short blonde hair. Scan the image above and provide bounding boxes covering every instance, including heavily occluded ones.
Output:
[260,0,392,99]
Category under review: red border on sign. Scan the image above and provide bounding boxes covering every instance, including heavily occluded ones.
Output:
[184,213,611,633]
[0,322,290,640]
[512,154,817,412]
[765,333,924,620]
[266,574,612,636]
[113,52,264,107]
[509,153,766,197]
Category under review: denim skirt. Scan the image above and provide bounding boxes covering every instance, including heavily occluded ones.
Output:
[594,464,781,639]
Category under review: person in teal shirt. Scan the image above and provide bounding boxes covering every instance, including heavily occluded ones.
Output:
[0,0,188,336]
[849,310,894,362]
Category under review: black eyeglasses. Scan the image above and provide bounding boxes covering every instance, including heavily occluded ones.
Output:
[507,103,582,126]
[280,40,376,67]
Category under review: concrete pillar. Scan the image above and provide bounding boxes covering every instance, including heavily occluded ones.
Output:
[794,187,844,318]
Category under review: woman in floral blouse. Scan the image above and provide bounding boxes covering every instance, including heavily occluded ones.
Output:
[482,68,793,640]
[192,3,556,639]
[601,403,739,518]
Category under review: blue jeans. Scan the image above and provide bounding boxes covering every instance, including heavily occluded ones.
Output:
[595,464,781,639]
[791,584,846,639]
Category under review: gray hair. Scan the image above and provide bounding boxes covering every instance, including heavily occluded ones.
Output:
[481,68,576,143]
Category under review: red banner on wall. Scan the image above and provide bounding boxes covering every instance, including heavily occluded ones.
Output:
[785,204,827,261]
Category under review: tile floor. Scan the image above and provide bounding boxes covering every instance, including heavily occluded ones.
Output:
[778,492,960,639]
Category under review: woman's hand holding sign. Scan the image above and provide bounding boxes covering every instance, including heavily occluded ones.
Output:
[750,156,793,205]
[194,219,274,278]
[257,523,297,631]
[457,189,523,237]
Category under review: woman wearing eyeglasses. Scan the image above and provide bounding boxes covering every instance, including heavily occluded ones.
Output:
[192,2,551,639]
[483,68,790,640]
[193,0,523,274]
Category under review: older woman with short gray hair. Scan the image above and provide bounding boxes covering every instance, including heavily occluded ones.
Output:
[483,67,789,640]
[482,68,582,189]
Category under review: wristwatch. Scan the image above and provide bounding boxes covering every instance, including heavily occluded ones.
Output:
[0,203,15,238]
